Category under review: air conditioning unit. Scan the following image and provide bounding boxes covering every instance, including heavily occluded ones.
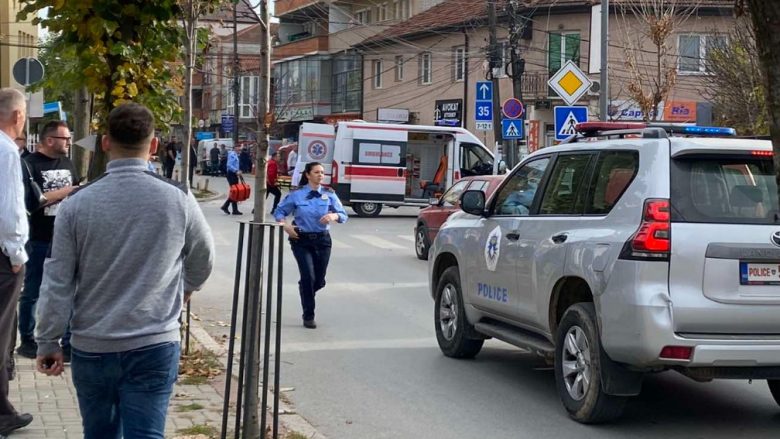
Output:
[587,81,601,96]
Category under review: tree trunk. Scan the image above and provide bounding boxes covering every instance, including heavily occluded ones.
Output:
[181,0,196,189]
[71,87,91,178]
[746,0,780,206]
[253,0,272,222]
[87,74,116,180]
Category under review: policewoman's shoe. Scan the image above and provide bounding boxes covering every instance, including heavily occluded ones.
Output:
[303,320,317,329]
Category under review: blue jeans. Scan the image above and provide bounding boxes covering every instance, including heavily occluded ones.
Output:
[71,341,180,439]
[290,233,332,321]
[19,240,71,346]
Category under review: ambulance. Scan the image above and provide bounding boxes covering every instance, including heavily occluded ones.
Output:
[296,121,504,217]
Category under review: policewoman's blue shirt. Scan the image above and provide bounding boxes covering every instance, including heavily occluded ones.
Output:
[273,186,348,232]
[227,150,240,173]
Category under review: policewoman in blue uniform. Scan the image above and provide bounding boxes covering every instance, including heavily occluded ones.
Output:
[274,162,347,328]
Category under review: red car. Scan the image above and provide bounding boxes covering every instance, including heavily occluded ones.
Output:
[414,175,504,260]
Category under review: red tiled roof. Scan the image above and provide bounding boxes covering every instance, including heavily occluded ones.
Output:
[361,0,733,47]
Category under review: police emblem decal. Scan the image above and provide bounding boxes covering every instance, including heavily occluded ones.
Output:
[484,226,501,271]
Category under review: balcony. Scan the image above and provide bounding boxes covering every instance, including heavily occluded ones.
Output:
[273,36,329,61]
[521,72,550,99]
[276,0,327,17]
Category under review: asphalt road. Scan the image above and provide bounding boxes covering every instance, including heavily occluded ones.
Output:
[191,174,780,439]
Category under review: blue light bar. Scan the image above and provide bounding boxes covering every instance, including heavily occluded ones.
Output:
[646,124,737,137]
[681,126,736,136]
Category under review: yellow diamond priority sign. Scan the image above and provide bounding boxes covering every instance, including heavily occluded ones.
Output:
[547,61,592,106]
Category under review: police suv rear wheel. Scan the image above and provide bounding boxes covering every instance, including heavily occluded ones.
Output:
[434,266,483,358]
[415,226,430,260]
[354,202,382,217]
[768,380,780,407]
[554,303,627,424]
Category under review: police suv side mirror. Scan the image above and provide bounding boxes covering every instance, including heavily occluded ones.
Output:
[428,197,440,206]
[498,160,507,174]
[460,190,486,216]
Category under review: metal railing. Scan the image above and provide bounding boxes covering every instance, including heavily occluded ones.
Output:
[214,222,286,439]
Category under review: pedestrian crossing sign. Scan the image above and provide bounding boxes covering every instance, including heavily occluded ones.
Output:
[554,106,588,141]
[501,119,524,139]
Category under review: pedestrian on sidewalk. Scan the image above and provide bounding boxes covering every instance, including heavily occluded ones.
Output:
[0,87,34,436]
[274,162,347,329]
[266,151,282,213]
[163,135,177,178]
[220,143,243,215]
[17,120,79,362]
[188,139,198,187]
[35,103,215,439]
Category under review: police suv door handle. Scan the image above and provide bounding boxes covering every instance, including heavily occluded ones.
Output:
[551,233,568,244]
[506,232,520,241]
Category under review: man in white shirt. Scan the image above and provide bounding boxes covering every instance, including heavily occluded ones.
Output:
[0,87,33,435]
[286,146,298,176]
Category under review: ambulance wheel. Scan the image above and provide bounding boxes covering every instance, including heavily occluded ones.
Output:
[435,267,483,359]
[354,202,382,217]
[415,225,430,260]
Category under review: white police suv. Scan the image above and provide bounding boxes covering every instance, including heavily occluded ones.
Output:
[428,122,780,423]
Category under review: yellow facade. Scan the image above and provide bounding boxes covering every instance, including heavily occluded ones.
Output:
[0,0,39,89]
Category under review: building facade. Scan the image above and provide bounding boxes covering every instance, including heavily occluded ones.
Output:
[0,0,38,90]
[272,0,445,138]
[359,0,734,151]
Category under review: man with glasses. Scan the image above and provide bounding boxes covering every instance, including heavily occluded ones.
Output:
[16,120,78,362]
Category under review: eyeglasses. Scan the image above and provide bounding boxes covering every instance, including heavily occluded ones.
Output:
[50,136,72,143]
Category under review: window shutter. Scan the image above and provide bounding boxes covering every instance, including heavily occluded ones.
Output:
[548,33,562,76]
[451,48,457,82]
[565,33,581,66]
[419,54,423,84]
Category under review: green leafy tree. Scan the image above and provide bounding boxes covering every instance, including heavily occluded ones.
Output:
[18,0,186,178]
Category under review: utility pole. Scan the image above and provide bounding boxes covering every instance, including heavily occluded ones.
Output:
[487,0,503,164]
[599,0,609,121]
[506,0,525,167]
[462,30,469,129]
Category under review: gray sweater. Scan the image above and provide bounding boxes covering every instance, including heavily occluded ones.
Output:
[36,158,214,355]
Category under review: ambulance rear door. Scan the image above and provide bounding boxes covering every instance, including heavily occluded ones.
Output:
[298,123,336,185]
[346,125,408,203]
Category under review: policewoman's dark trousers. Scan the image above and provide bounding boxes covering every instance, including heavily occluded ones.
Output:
[221,171,239,213]
[290,232,331,321]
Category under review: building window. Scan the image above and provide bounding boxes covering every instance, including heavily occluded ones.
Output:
[678,34,727,74]
[376,2,388,21]
[548,32,581,76]
[420,52,432,85]
[395,55,404,81]
[356,8,371,24]
[453,46,466,82]
[229,76,259,118]
[332,55,362,113]
[373,60,383,89]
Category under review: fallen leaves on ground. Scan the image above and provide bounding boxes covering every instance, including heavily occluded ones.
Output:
[179,349,223,380]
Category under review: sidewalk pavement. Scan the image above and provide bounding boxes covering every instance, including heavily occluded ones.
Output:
[8,356,226,439]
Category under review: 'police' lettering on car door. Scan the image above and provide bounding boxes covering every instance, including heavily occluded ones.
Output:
[477,283,508,303]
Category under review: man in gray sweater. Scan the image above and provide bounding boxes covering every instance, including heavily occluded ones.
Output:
[35,103,214,439]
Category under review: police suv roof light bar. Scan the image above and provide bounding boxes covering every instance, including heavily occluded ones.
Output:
[566,122,737,144]
[645,124,737,137]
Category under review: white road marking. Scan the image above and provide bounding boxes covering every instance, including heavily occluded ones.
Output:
[330,239,352,249]
[280,337,436,353]
[352,235,407,250]
[396,235,415,243]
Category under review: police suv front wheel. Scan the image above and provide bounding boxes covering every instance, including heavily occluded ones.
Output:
[554,303,627,424]
[434,266,483,359]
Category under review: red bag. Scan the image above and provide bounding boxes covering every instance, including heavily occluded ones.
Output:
[229,176,251,202]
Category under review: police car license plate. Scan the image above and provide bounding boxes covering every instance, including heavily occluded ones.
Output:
[740,262,780,285]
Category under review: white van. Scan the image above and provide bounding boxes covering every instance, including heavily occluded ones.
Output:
[197,138,233,173]
[297,121,503,217]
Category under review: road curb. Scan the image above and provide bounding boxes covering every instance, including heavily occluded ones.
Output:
[188,319,328,439]
[196,191,223,203]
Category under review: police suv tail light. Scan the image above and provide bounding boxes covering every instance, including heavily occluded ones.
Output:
[620,199,671,261]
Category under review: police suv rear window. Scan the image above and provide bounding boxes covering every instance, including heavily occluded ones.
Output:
[671,156,780,224]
